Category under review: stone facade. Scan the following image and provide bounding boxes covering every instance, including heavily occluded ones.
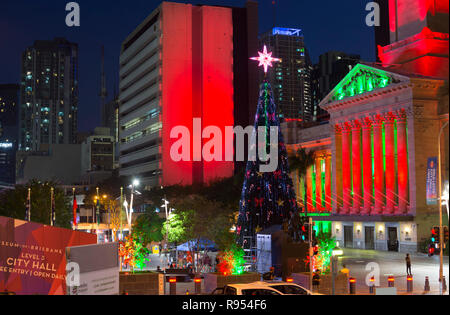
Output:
[282,64,449,254]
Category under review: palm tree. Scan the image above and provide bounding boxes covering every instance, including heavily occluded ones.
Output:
[288,147,316,209]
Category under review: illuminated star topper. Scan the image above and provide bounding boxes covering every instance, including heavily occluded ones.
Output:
[250,45,281,73]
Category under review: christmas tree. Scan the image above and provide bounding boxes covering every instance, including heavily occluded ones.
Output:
[236,46,305,245]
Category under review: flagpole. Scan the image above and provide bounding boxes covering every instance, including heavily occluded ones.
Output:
[72,187,76,230]
[26,188,31,222]
[50,187,55,226]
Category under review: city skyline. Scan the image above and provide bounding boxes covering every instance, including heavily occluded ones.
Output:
[0,0,376,132]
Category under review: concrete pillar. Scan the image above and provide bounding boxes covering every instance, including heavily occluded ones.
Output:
[342,123,352,214]
[351,120,362,214]
[396,110,409,214]
[372,115,385,214]
[385,112,396,214]
[362,118,373,215]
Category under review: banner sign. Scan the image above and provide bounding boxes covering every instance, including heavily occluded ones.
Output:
[66,242,119,295]
[426,157,438,205]
[0,216,97,295]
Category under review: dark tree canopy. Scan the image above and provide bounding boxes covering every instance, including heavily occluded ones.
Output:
[0,180,72,229]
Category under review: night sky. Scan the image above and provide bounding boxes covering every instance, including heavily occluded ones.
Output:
[0,0,376,132]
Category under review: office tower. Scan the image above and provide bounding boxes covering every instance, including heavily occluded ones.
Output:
[0,84,19,185]
[19,37,78,152]
[259,27,313,122]
[119,1,258,189]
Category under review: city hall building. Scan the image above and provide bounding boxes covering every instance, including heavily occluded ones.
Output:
[283,0,449,253]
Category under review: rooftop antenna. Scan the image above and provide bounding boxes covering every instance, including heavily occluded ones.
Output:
[272,1,276,28]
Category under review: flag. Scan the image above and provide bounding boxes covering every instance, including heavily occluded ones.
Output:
[25,188,31,221]
[72,193,78,227]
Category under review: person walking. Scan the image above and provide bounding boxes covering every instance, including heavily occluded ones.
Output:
[312,270,321,292]
[405,253,412,276]
[340,264,350,276]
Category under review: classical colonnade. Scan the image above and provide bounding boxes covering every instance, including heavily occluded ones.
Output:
[335,109,409,215]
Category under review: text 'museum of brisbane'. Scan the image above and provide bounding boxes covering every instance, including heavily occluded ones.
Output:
[282,0,449,253]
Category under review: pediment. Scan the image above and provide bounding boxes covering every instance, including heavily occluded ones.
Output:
[320,64,411,106]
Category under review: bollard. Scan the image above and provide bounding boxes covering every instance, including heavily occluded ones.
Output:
[443,276,447,292]
[388,276,395,288]
[407,275,413,293]
[169,277,177,295]
[349,277,356,295]
[194,278,202,295]
[369,277,375,294]
[424,277,430,292]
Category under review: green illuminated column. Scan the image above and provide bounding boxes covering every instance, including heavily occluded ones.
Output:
[325,154,332,212]
[315,157,323,212]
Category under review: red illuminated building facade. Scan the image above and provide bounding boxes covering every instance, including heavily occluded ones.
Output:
[119,1,258,189]
[283,0,448,253]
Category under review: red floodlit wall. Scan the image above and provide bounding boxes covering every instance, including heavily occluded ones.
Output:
[199,6,234,184]
[389,0,449,41]
[162,2,194,186]
[162,3,234,187]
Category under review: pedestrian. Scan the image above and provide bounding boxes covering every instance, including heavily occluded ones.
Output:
[312,270,321,291]
[405,253,412,276]
[340,264,350,276]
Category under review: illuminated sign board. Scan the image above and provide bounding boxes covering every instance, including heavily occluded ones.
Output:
[0,143,13,149]
[272,27,302,37]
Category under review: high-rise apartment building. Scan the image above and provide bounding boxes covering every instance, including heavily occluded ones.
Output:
[0,84,19,185]
[19,38,78,151]
[119,1,258,189]
[259,27,313,122]
[311,51,360,122]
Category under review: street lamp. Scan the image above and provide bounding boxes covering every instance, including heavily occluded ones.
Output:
[127,179,140,234]
[331,246,343,296]
[437,119,449,295]
[161,197,171,265]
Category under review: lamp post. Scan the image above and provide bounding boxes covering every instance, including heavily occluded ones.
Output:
[438,120,449,296]
[120,187,123,241]
[127,179,140,234]
[331,247,343,296]
[161,196,171,266]
[438,120,448,295]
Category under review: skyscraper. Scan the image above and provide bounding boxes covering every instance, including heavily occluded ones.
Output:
[19,38,78,152]
[119,1,258,189]
[311,51,360,122]
[0,84,19,185]
[259,27,313,122]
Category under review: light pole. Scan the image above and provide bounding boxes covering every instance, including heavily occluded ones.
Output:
[161,196,171,266]
[128,179,140,234]
[437,119,449,295]
[331,247,343,296]
[120,187,123,241]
